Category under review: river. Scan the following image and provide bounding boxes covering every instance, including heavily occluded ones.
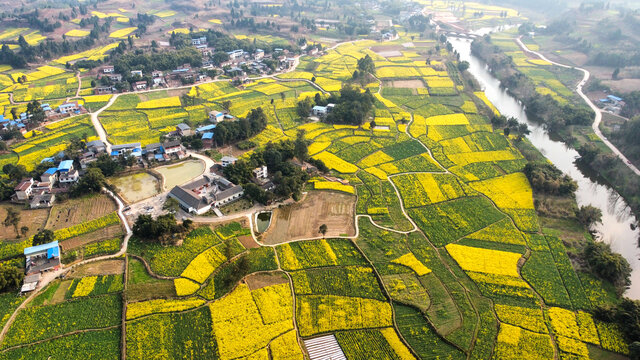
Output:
[447,33,640,299]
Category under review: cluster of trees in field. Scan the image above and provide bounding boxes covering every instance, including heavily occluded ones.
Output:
[523,162,577,196]
[133,214,192,244]
[213,107,268,147]
[223,133,324,204]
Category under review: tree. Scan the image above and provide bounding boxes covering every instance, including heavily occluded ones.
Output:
[20,226,28,237]
[3,208,20,237]
[457,61,470,71]
[357,54,375,75]
[294,130,309,162]
[584,241,631,289]
[222,100,232,111]
[576,205,602,228]
[163,197,180,213]
[612,67,620,80]
[630,342,640,360]
[296,97,313,118]
[33,229,54,246]
[319,224,327,238]
[0,265,23,292]
[72,167,106,196]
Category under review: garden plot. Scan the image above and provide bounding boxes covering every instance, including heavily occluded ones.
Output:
[385,79,426,88]
[45,194,117,230]
[0,205,49,241]
[262,191,356,245]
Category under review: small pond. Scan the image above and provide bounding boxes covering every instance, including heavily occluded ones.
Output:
[155,160,204,190]
[110,172,160,203]
[256,212,272,233]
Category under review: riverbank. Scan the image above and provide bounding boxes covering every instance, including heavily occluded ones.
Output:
[468,30,640,222]
[448,35,640,299]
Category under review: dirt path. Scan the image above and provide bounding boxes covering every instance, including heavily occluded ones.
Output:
[515,36,640,176]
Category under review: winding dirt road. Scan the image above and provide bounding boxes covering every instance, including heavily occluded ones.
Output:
[515,36,640,176]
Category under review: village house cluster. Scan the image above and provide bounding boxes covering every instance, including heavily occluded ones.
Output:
[1,101,84,136]
[14,159,80,209]
[95,35,309,94]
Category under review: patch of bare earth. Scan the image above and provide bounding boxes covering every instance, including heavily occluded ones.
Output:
[68,259,124,278]
[245,272,288,290]
[237,235,259,249]
[0,205,49,241]
[386,79,425,88]
[261,191,356,245]
[46,194,117,231]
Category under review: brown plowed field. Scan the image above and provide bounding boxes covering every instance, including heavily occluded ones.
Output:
[46,194,117,230]
[262,191,355,245]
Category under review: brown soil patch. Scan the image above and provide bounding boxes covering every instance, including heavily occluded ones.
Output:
[237,235,259,249]
[68,259,124,278]
[245,272,288,290]
[59,224,124,252]
[371,45,404,52]
[385,79,425,88]
[0,205,49,241]
[46,194,117,231]
[262,191,356,245]
[601,78,640,93]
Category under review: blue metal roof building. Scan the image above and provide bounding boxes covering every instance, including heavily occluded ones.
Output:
[41,157,55,164]
[607,95,623,102]
[44,167,58,175]
[24,241,59,257]
[202,132,214,140]
[58,160,74,172]
[196,124,216,133]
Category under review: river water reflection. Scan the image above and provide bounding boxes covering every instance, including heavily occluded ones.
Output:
[448,34,640,299]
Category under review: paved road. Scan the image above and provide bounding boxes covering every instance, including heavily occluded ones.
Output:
[516,37,640,176]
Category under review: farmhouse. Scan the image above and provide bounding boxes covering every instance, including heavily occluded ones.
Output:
[176,123,193,137]
[312,105,328,116]
[14,178,34,200]
[95,86,115,95]
[253,165,268,180]
[102,65,115,73]
[221,156,237,167]
[58,101,81,114]
[111,143,142,156]
[30,193,55,209]
[209,111,224,123]
[134,81,147,90]
[131,70,143,77]
[169,175,244,214]
[24,241,61,277]
[40,167,58,184]
[196,124,216,134]
[192,36,207,46]
[107,73,123,82]
[202,132,214,148]
[163,140,185,157]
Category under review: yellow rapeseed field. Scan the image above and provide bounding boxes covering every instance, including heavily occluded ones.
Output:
[391,253,431,276]
[136,96,181,109]
[445,244,521,277]
[470,173,534,210]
